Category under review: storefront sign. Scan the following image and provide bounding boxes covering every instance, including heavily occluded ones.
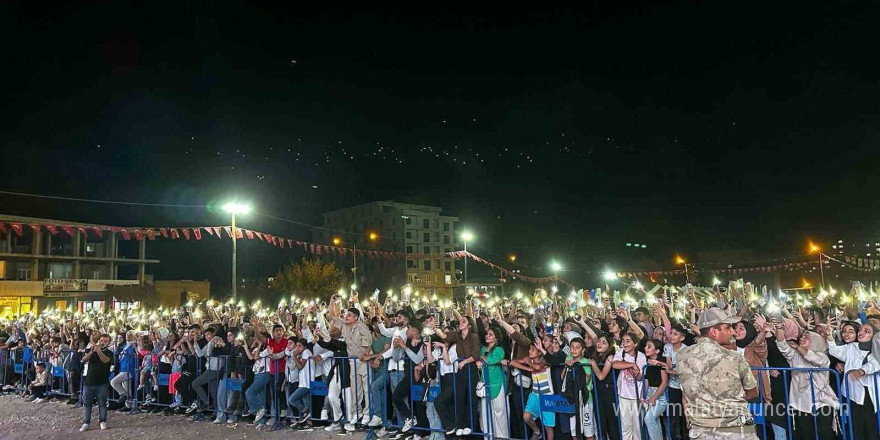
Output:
[43,278,87,292]
[87,279,139,291]
[43,291,78,298]
[0,280,43,296]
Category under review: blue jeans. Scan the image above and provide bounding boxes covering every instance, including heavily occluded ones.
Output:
[369,369,388,419]
[246,373,271,423]
[288,387,311,415]
[642,387,668,440]
[771,423,787,440]
[426,400,443,440]
[215,377,228,421]
[388,370,405,425]
[82,384,108,425]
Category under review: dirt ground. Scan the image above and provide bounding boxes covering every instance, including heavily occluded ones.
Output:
[0,394,365,440]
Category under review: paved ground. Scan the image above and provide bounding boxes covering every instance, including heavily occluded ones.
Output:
[0,395,365,440]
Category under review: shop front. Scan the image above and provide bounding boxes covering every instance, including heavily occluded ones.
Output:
[0,280,43,318]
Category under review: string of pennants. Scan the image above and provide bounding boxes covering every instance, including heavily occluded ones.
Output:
[618,254,879,278]
[0,221,571,285]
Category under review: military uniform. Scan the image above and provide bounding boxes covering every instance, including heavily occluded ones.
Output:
[676,308,759,439]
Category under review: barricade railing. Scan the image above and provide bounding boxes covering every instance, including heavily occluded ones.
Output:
[843,368,880,440]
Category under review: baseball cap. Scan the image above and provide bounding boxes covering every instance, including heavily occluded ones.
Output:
[696,307,741,329]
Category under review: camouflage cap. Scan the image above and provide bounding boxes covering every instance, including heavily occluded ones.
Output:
[696,307,741,329]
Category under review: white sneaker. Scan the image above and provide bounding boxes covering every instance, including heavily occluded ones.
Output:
[254,408,266,421]
[461,428,472,435]
[360,414,371,425]
[325,422,341,432]
[344,423,356,432]
[368,416,383,427]
[213,418,223,424]
[100,422,107,430]
[321,409,329,420]
[79,424,89,432]
[402,418,413,433]
[376,427,388,438]
[455,429,463,436]
[33,398,44,403]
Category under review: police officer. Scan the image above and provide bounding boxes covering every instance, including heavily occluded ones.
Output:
[676,307,759,439]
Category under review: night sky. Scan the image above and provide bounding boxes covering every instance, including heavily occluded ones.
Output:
[2,3,879,290]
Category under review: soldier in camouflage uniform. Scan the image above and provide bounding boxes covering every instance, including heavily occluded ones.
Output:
[676,308,759,439]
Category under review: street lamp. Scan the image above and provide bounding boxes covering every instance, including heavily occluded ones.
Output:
[223,202,252,300]
[675,256,689,283]
[808,241,824,289]
[551,261,562,292]
[460,231,474,288]
[603,270,618,281]
[334,232,378,290]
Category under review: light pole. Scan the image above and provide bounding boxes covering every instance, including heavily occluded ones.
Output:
[808,241,824,289]
[333,232,377,290]
[223,202,252,300]
[461,231,474,290]
[676,256,688,283]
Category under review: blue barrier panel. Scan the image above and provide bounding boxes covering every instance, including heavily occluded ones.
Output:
[157,374,170,386]
[540,395,575,414]
[52,366,65,378]
[310,380,328,396]
[14,363,23,374]
[226,378,243,391]
[748,402,764,425]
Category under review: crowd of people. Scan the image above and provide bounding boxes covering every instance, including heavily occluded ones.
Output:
[1,281,880,440]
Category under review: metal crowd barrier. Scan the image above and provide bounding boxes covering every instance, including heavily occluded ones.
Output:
[1,344,876,440]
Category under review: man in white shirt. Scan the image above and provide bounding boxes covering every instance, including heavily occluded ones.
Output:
[377,309,412,426]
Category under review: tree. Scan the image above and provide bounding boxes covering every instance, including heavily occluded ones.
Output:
[271,257,344,298]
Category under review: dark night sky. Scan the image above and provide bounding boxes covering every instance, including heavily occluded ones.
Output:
[1,3,879,289]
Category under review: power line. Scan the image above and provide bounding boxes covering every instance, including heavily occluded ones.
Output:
[0,190,208,208]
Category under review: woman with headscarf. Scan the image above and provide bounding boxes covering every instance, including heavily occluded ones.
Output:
[826,319,880,440]
[735,320,771,404]
[774,327,837,440]
[758,316,794,440]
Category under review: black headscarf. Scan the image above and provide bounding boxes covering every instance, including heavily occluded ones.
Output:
[736,320,758,349]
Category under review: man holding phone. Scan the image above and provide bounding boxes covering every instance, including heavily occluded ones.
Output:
[80,333,112,432]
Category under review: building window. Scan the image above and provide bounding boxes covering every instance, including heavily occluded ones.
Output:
[406,246,413,254]
[423,233,430,243]
[443,222,450,231]
[443,235,450,244]
[445,274,452,285]
[423,260,431,270]
[406,231,412,239]
[17,268,30,280]
[434,232,439,242]
[423,219,430,229]
[407,260,415,268]
[405,217,412,225]
[434,246,440,253]
[92,271,102,279]
[445,261,452,271]
[424,246,431,254]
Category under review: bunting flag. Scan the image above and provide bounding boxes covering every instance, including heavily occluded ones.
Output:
[29,224,41,234]
[77,227,88,237]
[193,228,202,240]
[287,239,293,248]
[235,228,243,239]
[10,223,22,236]
[256,232,265,241]
[224,226,233,238]
[61,226,75,237]
[159,228,168,238]
[146,229,155,240]
[279,238,285,248]
[181,228,190,240]
[204,227,214,236]
[0,222,5,233]
[133,229,143,241]
[45,225,59,235]
[92,227,103,238]
[120,229,131,240]
[245,229,254,240]
[170,228,179,239]
[212,227,222,237]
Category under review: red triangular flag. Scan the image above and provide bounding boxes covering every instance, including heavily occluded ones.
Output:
[0,222,5,233]
[170,228,179,239]
[93,227,103,238]
[287,239,293,248]
[245,229,254,240]
[133,229,143,241]
[235,228,243,239]
[256,232,264,241]
[224,226,233,238]
[204,227,214,236]
[212,227,222,237]
[159,228,168,238]
[279,238,285,248]
[146,229,155,240]
[265,234,273,244]
[78,227,88,237]
[182,228,190,240]
[309,243,316,254]
[61,226,74,237]
[193,228,202,240]
[29,224,41,234]
[46,225,58,235]
[10,223,22,236]
[119,229,130,240]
